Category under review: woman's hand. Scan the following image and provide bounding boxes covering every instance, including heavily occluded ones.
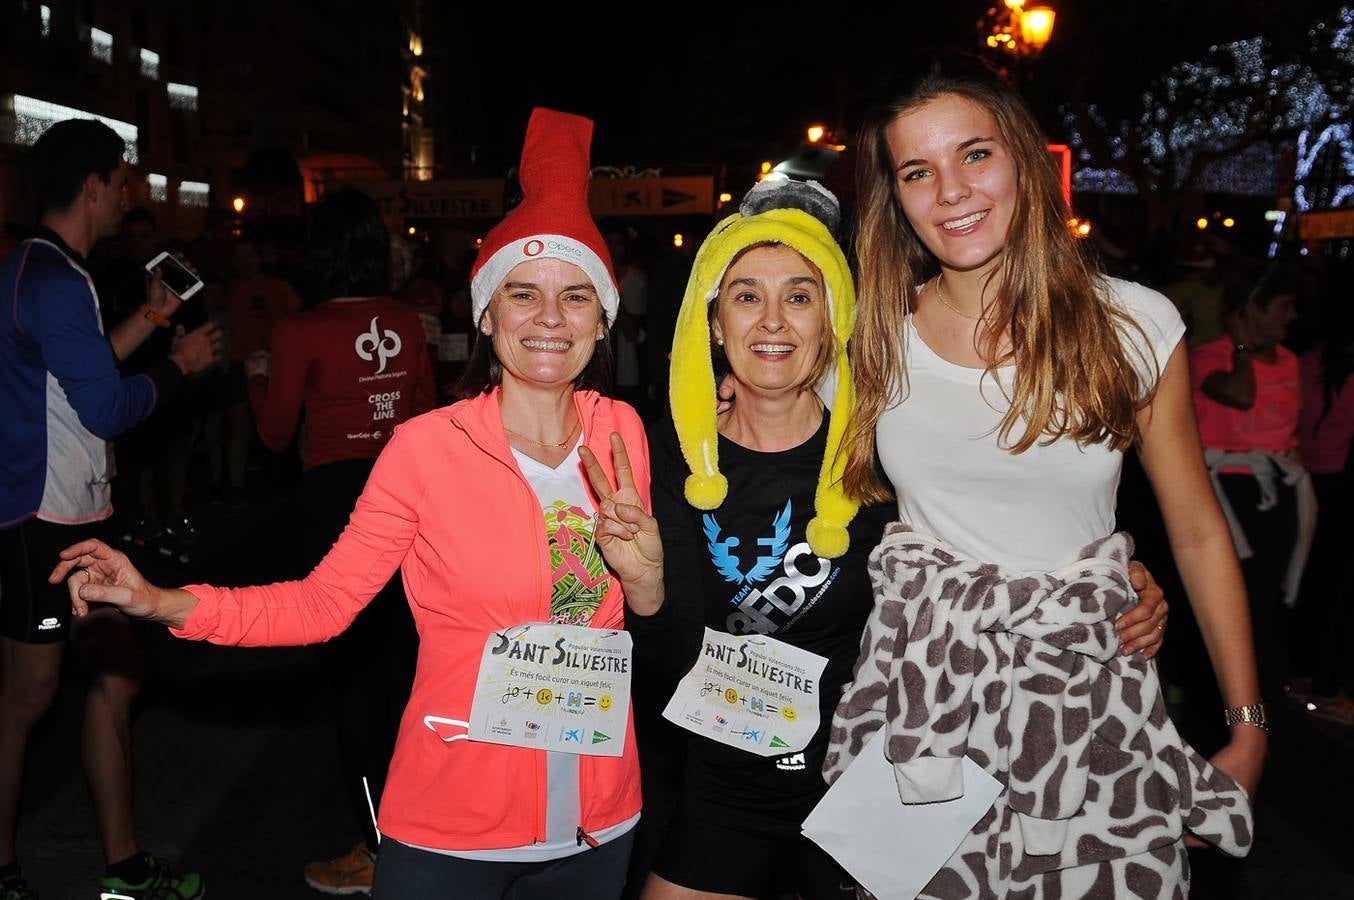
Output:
[1187,726,1266,847]
[1117,560,1168,659]
[579,433,664,615]
[48,539,197,629]
[1208,726,1266,799]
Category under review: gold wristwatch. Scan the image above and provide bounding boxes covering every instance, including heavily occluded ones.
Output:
[1223,701,1269,733]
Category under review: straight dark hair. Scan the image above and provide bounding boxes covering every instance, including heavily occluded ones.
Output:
[306,188,390,299]
[31,119,126,214]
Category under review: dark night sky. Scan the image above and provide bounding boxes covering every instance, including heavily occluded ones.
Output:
[430,1,1331,178]
[438,6,979,172]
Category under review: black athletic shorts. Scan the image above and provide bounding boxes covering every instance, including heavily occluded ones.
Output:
[0,517,108,644]
[650,733,858,898]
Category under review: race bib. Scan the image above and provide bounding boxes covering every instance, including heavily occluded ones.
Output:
[662,628,828,757]
[467,623,631,757]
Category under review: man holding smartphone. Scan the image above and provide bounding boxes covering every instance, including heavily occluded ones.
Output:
[0,119,220,900]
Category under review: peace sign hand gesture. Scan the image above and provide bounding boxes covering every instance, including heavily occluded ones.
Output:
[579,432,665,617]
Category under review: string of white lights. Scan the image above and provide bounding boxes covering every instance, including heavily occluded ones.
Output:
[10,94,138,164]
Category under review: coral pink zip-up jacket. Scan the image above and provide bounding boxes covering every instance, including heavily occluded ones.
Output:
[173,388,649,851]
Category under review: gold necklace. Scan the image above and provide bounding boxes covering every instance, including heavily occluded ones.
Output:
[932,277,988,320]
[503,418,579,449]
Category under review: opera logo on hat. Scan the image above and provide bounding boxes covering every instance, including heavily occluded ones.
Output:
[514,236,585,264]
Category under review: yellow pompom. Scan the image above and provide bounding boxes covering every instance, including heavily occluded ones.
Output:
[685,473,728,510]
[806,518,849,559]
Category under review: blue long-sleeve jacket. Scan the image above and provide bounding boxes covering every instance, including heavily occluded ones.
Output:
[1,231,182,528]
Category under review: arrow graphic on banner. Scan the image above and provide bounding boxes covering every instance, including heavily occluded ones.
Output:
[662,187,698,208]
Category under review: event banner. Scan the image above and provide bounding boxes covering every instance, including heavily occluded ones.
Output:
[662,628,828,757]
[468,623,631,757]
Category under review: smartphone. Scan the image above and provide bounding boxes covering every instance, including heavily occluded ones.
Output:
[145,250,204,300]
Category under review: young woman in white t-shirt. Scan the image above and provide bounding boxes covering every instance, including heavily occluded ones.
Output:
[840,51,1266,848]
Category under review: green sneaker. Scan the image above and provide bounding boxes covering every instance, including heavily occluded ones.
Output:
[98,855,204,900]
[0,875,38,900]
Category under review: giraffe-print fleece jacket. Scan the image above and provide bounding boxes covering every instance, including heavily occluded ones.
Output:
[824,524,1252,893]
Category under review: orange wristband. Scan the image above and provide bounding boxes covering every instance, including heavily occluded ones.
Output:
[141,304,172,328]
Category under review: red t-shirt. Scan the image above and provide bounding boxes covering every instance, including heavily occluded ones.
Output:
[1190,335,1299,453]
[248,297,435,469]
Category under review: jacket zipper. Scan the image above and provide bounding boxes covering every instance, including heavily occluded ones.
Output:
[450,400,622,845]
[449,413,552,844]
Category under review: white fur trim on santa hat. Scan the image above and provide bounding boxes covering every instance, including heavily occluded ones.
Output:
[470,235,619,325]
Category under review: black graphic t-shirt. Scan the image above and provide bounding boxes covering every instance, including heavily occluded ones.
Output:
[630,414,892,824]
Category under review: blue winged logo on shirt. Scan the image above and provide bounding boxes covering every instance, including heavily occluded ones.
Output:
[703,501,792,586]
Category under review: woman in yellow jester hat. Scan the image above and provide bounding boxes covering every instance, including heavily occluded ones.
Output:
[612,174,892,900]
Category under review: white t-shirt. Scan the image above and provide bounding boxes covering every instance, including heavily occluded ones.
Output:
[876,277,1184,572]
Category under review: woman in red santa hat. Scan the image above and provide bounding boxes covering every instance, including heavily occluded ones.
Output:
[48,107,660,900]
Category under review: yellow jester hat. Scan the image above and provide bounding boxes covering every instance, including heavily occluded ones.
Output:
[669,175,859,559]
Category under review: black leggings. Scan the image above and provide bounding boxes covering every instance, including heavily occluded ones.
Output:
[371,833,634,900]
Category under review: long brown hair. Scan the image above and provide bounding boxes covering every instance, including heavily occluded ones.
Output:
[844,52,1151,503]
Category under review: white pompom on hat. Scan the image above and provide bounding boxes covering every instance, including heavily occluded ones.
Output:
[469,108,619,324]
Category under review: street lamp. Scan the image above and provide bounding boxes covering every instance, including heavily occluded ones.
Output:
[1019,5,1056,53]
[981,1,1057,67]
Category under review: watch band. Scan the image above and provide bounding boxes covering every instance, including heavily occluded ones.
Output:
[141,304,172,328]
[1223,701,1269,732]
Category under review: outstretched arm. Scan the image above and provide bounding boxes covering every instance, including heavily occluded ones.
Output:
[53,425,425,646]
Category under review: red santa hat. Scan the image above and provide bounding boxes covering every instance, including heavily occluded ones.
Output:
[469,108,619,324]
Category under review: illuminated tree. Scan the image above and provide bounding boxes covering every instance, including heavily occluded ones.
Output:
[1058,4,1353,229]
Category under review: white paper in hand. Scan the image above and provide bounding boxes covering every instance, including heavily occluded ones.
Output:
[802,727,1002,900]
